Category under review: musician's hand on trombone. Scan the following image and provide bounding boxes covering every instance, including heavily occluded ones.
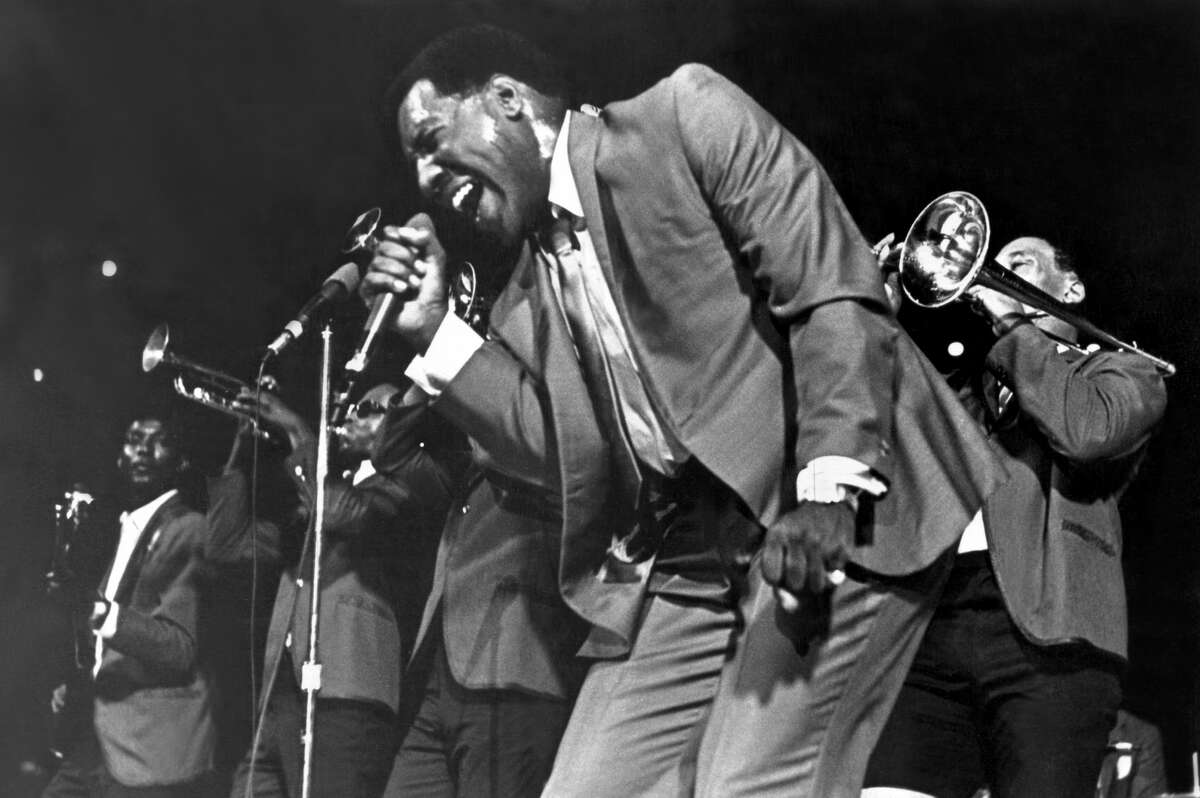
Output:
[361,214,451,352]
[966,285,1030,337]
[871,233,904,313]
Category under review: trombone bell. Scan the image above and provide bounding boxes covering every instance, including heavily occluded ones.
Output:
[897,192,1175,376]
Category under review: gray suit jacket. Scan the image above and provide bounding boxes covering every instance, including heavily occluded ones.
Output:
[92,493,216,787]
[973,324,1166,659]
[437,64,1008,658]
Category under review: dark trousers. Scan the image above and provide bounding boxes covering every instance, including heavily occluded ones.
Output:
[863,551,1122,798]
[42,730,211,798]
[382,638,571,798]
[228,655,398,798]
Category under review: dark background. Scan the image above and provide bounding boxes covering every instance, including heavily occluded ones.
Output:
[2,0,1197,789]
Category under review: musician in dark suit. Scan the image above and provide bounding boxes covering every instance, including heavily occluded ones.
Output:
[43,414,216,798]
[206,383,463,798]
[862,237,1168,798]
[363,26,1006,796]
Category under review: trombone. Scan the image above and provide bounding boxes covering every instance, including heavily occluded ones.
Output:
[895,191,1176,376]
[141,323,280,439]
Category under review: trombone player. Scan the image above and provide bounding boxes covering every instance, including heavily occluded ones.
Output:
[863,236,1169,798]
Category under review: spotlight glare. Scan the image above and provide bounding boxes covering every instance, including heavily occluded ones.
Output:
[101,260,118,277]
[947,341,965,358]
[32,368,44,382]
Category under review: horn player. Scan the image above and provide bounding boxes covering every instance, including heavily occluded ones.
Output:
[863,237,1169,798]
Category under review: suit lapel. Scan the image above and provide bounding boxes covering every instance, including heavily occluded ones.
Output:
[566,112,620,292]
[113,493,181,605]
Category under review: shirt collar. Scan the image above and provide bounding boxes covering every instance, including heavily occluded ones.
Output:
[548,112,584,219]
[122,488,178,530]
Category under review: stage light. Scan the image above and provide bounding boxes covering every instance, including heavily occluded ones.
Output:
[101,260,118,277]
[32,368,44,382]
[947,341,965,357]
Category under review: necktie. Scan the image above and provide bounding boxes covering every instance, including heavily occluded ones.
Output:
[542,216,642,508]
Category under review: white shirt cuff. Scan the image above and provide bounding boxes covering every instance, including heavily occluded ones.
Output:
[796,455,888,506]
[403,314,485,397]
[98,602,121,639]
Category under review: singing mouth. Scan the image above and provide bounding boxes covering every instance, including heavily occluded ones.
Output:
[448,179,484,221]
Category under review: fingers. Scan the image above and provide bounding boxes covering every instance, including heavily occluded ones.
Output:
[761,536,784,586]
[871,232,895,256]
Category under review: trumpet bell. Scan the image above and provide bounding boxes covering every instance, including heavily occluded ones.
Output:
[900,191,991,308]
[142,324,170,372]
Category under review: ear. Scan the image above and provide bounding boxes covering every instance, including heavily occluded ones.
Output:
[488,75,526,120]
[1061,275,1086,305]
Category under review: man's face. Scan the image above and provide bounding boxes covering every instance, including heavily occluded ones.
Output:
[118,419,183,499]
[995,237,1076,303]
[397,78,550,249]
[336,384,399,461]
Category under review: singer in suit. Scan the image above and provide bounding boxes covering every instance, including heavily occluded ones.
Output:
[862,238,1168,798]
[363,26,1007,797]
[206,384,464,798]
[42,414,217,798]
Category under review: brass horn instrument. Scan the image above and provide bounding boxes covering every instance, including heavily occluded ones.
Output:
[897,191,1176,376]
[142,323,280,439]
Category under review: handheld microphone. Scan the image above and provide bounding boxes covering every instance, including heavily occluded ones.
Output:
[265,262,361,357]
[342,212,433,375]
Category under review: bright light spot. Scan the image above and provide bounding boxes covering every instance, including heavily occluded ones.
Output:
[101,260,118,277]
[32,368,45,382]
[947,341,965,358]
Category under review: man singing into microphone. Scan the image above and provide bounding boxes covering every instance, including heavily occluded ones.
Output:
[361,25,1007,797]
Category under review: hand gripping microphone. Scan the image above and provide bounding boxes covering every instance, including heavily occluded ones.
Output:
[343,212,434,376]
[264,262,361,357]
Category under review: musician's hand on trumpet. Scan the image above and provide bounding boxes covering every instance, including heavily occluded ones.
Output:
[361,214,451,353]
[230,389,314,454]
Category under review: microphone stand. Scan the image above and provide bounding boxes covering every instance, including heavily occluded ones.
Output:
[300,324,333,798]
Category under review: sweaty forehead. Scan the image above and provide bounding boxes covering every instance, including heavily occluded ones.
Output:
[361,383,400,406]
[999,237,1054,263]
[126,419,167,441]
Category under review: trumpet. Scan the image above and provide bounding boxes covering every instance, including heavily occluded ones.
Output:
[142,324,281,439]
[896,191,1176,376]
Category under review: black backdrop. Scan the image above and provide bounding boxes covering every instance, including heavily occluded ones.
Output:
[2,0,1198,787]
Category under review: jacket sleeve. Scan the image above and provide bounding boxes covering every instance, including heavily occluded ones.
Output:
[986,324,1168,463]
[434,338,559,491]
[293,403,469,541]
[105,513,207,677]
[204,469,283,567]
[668,64,897,478]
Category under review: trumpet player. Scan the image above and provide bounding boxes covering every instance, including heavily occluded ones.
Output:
[863,238,1169,798]
[204,383,465,798]
[43,413,218,798]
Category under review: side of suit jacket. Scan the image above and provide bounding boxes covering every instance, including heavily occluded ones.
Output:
[206,404,463,713]
[436,64,1008,658]
[92,493,216,787]
[411,460,589,700]
[973,325,1166,660]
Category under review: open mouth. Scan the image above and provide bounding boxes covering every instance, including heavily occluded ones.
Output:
[448,179,484,222]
